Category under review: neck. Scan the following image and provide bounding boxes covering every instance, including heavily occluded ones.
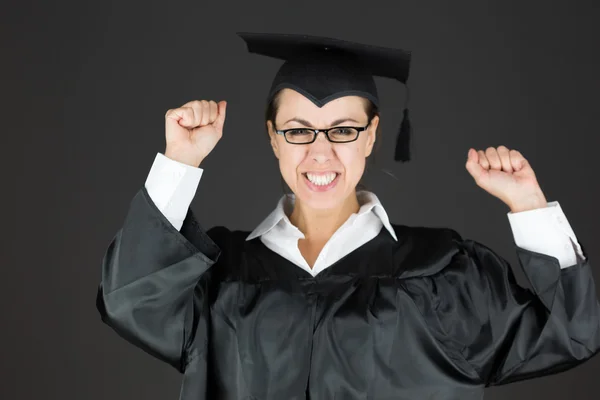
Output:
[289,192,360,244]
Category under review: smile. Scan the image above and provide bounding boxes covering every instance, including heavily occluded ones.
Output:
[302,172,340,191]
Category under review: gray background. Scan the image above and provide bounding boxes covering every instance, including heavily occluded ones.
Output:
[2,0,599,398]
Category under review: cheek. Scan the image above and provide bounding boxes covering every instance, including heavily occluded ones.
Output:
[278,146,306,181]
[337,145,366,180]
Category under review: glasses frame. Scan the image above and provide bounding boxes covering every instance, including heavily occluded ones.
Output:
[275,124,370,144]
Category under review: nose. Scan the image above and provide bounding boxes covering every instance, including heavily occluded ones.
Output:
[307,131,334,163]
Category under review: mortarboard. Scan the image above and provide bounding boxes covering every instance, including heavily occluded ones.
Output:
[237,32,413,162]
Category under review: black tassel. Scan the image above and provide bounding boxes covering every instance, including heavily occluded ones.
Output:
[394,108,411,162]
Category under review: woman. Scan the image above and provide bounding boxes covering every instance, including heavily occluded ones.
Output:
[97,33,599,400]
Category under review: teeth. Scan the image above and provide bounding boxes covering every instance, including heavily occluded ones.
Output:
[306,172,337,186]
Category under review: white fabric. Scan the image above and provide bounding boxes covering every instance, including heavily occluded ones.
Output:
[144,152,203,230]
[245,191,397,276]
[507,202,583,269]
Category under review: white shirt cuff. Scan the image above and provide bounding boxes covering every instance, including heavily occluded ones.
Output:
[144,152,203,230]
[507,201,585,269]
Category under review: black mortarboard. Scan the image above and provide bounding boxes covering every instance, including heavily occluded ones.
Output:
[237,32,413,162]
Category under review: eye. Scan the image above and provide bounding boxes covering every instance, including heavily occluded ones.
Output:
[287,129,313,136]
[330,127,355,135]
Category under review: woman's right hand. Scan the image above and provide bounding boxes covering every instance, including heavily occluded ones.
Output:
[164,100,227,167]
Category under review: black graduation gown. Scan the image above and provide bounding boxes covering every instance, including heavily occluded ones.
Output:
[96,187,600,400]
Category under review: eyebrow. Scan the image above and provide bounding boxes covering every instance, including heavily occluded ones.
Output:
[282,117,362,128]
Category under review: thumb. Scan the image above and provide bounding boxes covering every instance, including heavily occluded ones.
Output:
[465,148,487,183]
[213,101,227,132]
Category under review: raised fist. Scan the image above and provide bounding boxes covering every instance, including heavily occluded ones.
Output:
[164,100,227,167]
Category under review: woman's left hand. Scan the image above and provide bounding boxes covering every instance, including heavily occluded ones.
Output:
[465,146,548,213]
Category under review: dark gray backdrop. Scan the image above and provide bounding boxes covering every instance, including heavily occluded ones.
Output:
[3,0,599,399]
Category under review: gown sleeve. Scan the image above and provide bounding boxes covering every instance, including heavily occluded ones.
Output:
[433,231,600,386]
[95,186,222,372]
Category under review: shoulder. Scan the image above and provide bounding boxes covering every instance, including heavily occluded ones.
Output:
[391,223,463,248]
[205,226,253,250]
[391,223,512,293]
[204,226,257,265]
[388,223,466,278]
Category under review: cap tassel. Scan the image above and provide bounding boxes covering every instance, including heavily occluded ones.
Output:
[394,108,411,162]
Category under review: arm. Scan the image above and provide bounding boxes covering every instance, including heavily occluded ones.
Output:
[437,231,600,386]
[455,146,600,383]
[96,155,221,372]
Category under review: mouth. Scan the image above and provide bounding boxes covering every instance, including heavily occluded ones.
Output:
[302,172,340,191]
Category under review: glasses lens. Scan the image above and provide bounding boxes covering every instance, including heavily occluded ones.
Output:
[329,127,359,142]
[285,129,315,143]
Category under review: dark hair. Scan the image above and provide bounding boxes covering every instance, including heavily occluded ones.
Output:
[265,90,382,194]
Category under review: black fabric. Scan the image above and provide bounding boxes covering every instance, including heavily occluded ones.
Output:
[237,32,413,162]
[97,187,600,399]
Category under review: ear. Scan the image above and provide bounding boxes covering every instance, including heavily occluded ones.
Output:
[364,115,379,158]
[267,120,280,159]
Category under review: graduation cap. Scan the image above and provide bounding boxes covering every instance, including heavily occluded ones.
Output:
[237,32,413,162]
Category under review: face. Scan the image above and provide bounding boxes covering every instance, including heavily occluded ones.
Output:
[267,88,379,211]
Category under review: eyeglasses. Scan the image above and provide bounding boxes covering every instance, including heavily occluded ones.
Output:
[275,124,369,144]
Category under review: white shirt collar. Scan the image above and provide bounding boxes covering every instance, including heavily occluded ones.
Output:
[246,190,398,241]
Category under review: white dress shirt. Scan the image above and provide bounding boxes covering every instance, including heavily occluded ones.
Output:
[144,152,585,275]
